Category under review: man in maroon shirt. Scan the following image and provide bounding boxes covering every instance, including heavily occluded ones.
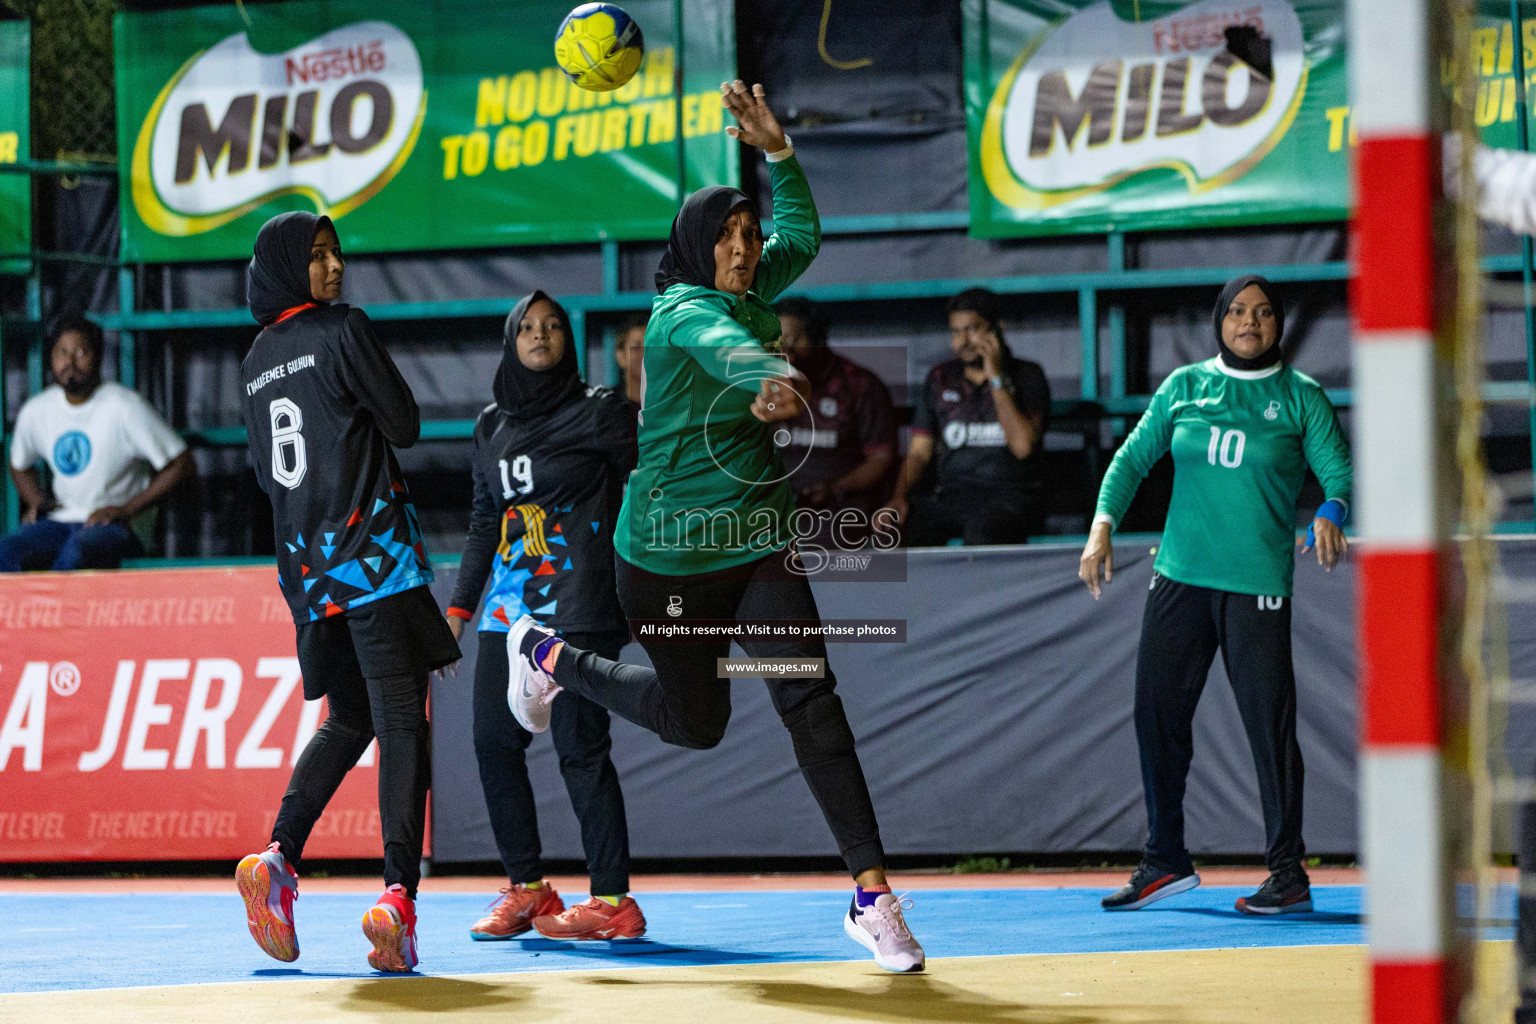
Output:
[776,297,897,549]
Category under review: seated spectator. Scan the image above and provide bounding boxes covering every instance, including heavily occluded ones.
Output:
[614,313,647,405]
[776,297,896,547]
[885,288,1050,546]
[2,315,194,571]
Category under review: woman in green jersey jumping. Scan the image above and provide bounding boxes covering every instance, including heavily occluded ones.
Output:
[503,81,924,973]
[1079,274,1352,917]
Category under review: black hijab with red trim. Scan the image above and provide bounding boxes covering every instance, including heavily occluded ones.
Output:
[247,211,334,326]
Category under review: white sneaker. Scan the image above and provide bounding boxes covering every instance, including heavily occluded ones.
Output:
[507,614,562,733]
[843,892,925,973]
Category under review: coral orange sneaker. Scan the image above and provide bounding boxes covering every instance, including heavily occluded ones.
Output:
[470,883,565,940]
[362,883,419,972]
[533,895,646,940]
[236,841,299,962]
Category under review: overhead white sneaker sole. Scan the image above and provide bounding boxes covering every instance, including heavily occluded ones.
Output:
[507,614,557,733]
[843,910,925,973]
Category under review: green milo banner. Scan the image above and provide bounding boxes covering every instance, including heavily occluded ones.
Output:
[115,0,736,263]
[0,20,28,270]
[964,0,1351,236]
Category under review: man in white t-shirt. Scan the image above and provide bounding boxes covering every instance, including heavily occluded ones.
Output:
[2,315,194,571]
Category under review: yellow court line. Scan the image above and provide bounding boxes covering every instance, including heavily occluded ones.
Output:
[0,943,1427,1024]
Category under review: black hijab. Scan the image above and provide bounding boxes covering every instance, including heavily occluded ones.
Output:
[495,290,584,420]
[248,211,333,326]
[1213,274,1285,371]
[655,185,757,294]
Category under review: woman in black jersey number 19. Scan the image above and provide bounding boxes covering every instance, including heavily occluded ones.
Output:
[1079,275,1352,917]
[233,212,461,974]
[441,290,645,941]
[506,81,925,974]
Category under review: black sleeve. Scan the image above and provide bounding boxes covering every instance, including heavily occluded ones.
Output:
[593,390,639,476]
[337,309,421,448]
[448,422,501,616]
[858,373,897,452]
[910,369,938,437]
[1011,360,1051,427]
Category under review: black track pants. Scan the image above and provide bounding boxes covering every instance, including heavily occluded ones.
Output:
[549,549,886,878]
[1517,796,1536,1023]
[474,629,632,896]
[271,670,431,898]
[1135,573,1305,876]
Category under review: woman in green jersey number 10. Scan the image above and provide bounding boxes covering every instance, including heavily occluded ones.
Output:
[1078,274,1352,918]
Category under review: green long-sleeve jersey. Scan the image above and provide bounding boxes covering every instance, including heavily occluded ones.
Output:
[615,155,820,576]
[1094,358,1352,597]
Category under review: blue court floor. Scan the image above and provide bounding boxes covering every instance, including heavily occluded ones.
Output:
[0,883,1426,994]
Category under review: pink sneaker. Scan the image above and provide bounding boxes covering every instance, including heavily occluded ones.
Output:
[362,883,419,972]
[236,841,299,962]
[844,892,925,973]
[508,614,563,733]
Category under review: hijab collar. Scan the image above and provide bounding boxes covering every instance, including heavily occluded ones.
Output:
[655,185,757,294]
[494,290,584,420]
[1213,274,1285,372]
[248,211,332,326]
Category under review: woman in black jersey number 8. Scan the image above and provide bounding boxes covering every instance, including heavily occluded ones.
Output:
[234,212,460,974]
[1080,275,1352,917]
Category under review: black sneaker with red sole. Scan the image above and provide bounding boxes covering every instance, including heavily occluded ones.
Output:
[1100,861,1201,911]
[1235,869,1313,915]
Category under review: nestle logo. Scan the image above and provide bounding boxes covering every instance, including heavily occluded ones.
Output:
[1152,6,1264,55]
[285,40,385,86]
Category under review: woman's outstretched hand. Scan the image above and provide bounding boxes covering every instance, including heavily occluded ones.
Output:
[721,81,788,154]
[1078,520,1114,600]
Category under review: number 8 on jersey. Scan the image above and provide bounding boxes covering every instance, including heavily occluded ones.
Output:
[270,398,307,489]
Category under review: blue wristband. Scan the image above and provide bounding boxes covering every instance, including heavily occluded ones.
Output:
[1306,499,1347,547]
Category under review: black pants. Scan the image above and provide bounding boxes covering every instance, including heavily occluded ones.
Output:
[1135,574,1305,875]
[270,670,430,898]
[905,487,1040,546]
[1518,796,1536,1022]
[551,549,886,877]
[271,588,456,900]
[474,629,632,896]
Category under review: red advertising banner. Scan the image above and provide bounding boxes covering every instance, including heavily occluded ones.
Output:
[0,566,395,861]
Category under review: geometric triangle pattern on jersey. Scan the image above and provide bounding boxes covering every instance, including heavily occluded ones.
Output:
[320,543,337,559]
[563,557,572,570]
[286,541,298,553]
[549,533,567,546]
[374,498,388,515]
[296,533,305,548]
[592,521,601,533]
[326,559,376,594]
[534,558,557,576]
[324,532,336,545]
[492,605,511,625]
[538,584,551,596]
[303,578,316,592]
[364,556,383,573]
[532,599,557,616]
